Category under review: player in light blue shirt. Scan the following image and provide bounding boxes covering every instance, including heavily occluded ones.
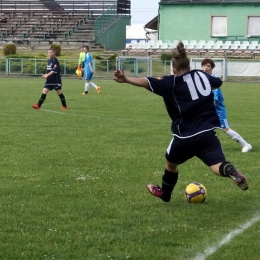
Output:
[82,46,101,95]
[201,58,252,153]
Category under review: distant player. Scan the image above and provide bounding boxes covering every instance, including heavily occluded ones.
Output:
[201,58,252,153]
[113,42,248,203]
[31,48,67,110]
[82,46,101,95]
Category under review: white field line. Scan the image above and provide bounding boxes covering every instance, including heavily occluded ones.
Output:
[192,213,260,260]
[39,109,260,127]
[40,109,170,123]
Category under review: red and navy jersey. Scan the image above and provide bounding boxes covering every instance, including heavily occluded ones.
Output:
[45,57,61,85]
[146,69,222,138]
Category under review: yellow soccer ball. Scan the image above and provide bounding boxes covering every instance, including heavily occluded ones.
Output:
[184,182,207,203]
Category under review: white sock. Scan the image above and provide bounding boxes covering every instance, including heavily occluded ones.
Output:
[85,83,89,92]
[226,128,248,147]
[89,82,98,89]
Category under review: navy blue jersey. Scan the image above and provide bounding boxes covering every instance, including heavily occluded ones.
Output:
[146,69,222,138]
[45,57,61,85]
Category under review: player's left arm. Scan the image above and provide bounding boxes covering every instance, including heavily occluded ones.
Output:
[88,62,94,73]
[87,53,94,73]
[208,75,222,89]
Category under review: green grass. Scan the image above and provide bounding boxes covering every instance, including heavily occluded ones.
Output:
[0,78,260,260]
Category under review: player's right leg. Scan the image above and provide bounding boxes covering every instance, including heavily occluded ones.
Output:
[83,80,89,95]
[220,120,252,153]
[32,87,49,109]
[147,136,190,202]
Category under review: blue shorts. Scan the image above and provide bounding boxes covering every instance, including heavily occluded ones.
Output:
[44,84,62,91]
[84,71,93,81]
[165,131,225,166]
[219,118,230,129]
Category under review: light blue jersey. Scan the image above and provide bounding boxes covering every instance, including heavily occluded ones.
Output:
[84,52,94,80]
[84,52,93,72]
[212,88,230,128]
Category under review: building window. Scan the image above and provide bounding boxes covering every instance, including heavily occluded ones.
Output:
[247,16,260,36]
[211,16,227,37]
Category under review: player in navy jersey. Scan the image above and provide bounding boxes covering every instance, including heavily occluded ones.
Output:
[31,48,67,110]
[82,46,101,95]
[201,58,252,153]
[113,42,248,203]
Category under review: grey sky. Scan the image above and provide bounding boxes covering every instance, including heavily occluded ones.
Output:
[131,0,159,25]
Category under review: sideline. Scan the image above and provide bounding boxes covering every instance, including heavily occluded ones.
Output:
[40,108,170,123]
[39,108,260,127]
[192,213,260,260]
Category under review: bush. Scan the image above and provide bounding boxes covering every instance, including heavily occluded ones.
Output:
[130,67,145,73]
[50,44,61,56]
[161,52,172,61]
[3,44,16,56]
[0,59,6,72]
[23,60,46,75]
[59,60,77,74]
[94,54,117,72]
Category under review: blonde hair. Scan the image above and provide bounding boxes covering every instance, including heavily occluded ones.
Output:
[172,42,190,71]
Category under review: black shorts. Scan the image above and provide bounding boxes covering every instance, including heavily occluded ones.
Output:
[44,84,62,91]
[165,131,225,166]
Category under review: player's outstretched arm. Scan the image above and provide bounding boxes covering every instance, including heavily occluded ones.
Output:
[113,69,149,89]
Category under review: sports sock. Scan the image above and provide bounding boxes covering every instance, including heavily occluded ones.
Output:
[219,161,234,178]
[162,169,178,198]
[226,129,248,147]
[59,93,67,107]
[89,82,98,89]
[38,93,46,107]
[85,83,89,92]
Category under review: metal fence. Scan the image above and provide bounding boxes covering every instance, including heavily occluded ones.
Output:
[0,58,172,78]
[1,58,259,79]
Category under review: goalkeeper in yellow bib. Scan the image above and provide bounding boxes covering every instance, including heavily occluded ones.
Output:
[82,46,101,95]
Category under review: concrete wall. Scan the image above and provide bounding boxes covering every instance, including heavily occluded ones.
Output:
[159,3,260,42]
[97,17,130,50]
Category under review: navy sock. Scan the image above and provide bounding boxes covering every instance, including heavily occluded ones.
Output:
[59,93,67,107]
[219,161,233,178]
[162,169,179,198]
[38,93,46,107]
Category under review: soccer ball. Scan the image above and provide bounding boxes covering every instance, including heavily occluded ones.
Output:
[184,182,207,203]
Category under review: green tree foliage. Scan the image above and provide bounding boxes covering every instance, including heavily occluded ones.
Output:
[161,52,173,61]
[50,44,61,56]
[3,44,17,56]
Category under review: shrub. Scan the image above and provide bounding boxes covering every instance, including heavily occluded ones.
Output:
[3,44,16,56]
[161,52,172,61]
[94,54,117,72]
[0,59,6,71]
[50,44,61,56]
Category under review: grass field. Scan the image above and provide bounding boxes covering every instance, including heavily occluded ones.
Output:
[0,77,260,260]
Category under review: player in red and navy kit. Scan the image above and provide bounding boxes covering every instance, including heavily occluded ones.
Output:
[31,48,67,110]
[113,42,248,203]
